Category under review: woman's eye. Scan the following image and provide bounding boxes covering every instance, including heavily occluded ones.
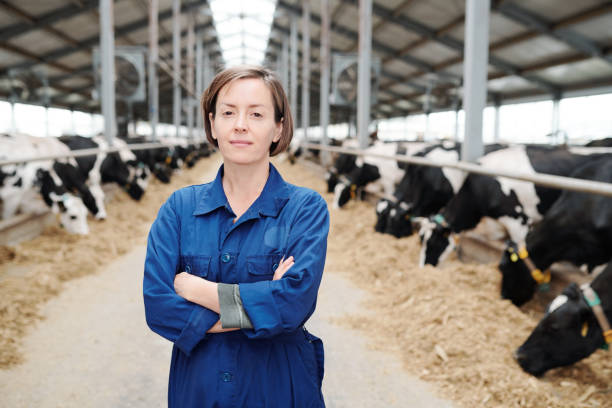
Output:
[223,111,233,116]
[252,112,262,118]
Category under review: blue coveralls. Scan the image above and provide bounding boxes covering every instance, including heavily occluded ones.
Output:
[143,163,329,408]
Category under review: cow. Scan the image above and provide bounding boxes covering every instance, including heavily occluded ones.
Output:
[514,262,612,377]
[60,135,145,202]
[0,133,90,234]
[499,155,612,306]
[418,145,595,267]
[332,141,408,209]
[585,137,612,147]
[121,136,174,184]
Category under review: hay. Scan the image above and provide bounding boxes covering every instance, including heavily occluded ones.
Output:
[277,159,612,408]
[0,155,222,368]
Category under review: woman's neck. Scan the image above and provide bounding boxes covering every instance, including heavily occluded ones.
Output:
[222,161,270,217]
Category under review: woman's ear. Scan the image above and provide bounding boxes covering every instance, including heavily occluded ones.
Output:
[273,117,283,143]
[208,112,217,140]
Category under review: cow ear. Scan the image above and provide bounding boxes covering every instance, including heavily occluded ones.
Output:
[562,282,581,301]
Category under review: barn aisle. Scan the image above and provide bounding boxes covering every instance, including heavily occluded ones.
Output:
[0,237,452,408]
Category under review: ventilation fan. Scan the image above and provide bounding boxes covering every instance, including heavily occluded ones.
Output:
[331,53,380,106]
[7,68,49,104]
[93,46,146,102]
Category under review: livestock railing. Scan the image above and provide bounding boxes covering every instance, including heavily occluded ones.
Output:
[0,141,204,167]
[300,142,612,198]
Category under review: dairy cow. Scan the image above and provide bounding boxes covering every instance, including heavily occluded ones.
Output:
[514,262,612,376]
[499,156,612,306]
[418,145,595,267]
[0,133,90,234]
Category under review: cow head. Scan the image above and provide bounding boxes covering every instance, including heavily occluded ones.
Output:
[325,169,339,193]
[152,162,172,183]
[333,181,354,209]
[50,192,90,235]
[127,160,151,192]
[374,199,392,233]
[498,241,539,307]
[418,215,455,266]
[514,283,605,376]
[385,201,415,238]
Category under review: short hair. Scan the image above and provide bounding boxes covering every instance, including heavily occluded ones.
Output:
[201,65,293,156]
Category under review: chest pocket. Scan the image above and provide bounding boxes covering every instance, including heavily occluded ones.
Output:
[246,254,280,283]
[179,255,211,278]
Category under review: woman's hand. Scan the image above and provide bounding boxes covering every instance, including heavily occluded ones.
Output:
[207,320,239,333]
[273,256,294,280]
[174,272,200,302]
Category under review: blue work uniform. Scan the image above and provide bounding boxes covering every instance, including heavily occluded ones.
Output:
[143,163,329,408]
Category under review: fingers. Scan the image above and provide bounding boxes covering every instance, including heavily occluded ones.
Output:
[273,256,294,280]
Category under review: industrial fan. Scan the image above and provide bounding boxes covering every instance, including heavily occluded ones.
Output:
[93,46,146,102]
[331,53,380,106]
[6,68,49,104]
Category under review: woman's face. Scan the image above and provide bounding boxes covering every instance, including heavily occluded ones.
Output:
[209,78,282,167]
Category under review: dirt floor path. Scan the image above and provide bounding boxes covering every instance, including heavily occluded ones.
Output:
[0,155,453,408]
[0,243,453,408]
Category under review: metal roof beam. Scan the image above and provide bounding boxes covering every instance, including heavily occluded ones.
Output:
[275,0,461,83]
[0,0,210,75]
[0,0,98,43]
[497,2,612,65]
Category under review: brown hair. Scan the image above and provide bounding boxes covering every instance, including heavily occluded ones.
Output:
[201,65,293,156]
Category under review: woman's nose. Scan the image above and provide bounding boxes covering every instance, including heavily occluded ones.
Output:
[234,113,247,132]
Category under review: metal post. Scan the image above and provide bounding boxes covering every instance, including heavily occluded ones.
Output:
[320,0,331,166]
[10,100,16,133]
[100,0,116,145]
[454,108,460,141]
[148,0,159,141]
[172,0,181,138]
[203,47,211,89]
[357,0,372,149]
[462,0,490,162]
[281,35,289,92]
[552,97,560,144]
[425,113,430,141]
[71,109,76,135]
[494,101,501,142]
[290,15,298,129]
[186,16,195,140]
[301,1,310,141]
[196,33,203,139]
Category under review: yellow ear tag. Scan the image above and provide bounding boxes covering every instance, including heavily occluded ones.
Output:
[510,253,519,262]
[350,184,357,199]
[581,322,588,337]
[518,248,529,259]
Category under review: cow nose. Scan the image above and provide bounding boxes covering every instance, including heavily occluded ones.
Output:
[513,349,526,363]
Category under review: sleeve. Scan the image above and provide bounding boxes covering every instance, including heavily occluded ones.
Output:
[239,192,330,339]
[143,192,219,355]
[218,283,253,329]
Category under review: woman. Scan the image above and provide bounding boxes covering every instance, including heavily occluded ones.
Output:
[143,65,329,408]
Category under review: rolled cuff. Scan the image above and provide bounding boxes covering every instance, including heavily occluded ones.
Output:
[218,283,253,329]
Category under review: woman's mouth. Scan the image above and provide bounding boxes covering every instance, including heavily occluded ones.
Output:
[230,140,252,147]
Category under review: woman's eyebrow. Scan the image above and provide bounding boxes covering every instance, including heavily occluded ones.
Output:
[219,102,266,109]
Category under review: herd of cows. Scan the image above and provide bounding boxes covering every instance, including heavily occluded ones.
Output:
[0,132,211,234]
[315,136,612,377]
[1,131,610,379]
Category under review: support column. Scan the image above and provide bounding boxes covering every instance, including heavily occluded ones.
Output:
[290,15,298,129]
[172,0,181,138]
[10,100,16,133]
[552,97,561,144]
[281,35,289,92]
[148,0,159,141]
[461,0,490,162]
[454,108,460,141]
[186,16,195,140]
[100,0,116,145]
[196,33,203,139]
[301,1,311,141]
[319,0,331,166]
[494,98,501,142]
[357,0,372,149]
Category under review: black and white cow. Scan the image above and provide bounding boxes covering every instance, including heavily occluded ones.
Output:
[514,262,612,376]
[332,141,406,209]
[418,145,595,267]
[0,133,90,234]
[325,139,360,193]
[60,135,146,202]
[499,155,612,306]
[585,137,612,147]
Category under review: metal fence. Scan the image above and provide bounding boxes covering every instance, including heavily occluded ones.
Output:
[0,141,202,167]
[300,142,612,198]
